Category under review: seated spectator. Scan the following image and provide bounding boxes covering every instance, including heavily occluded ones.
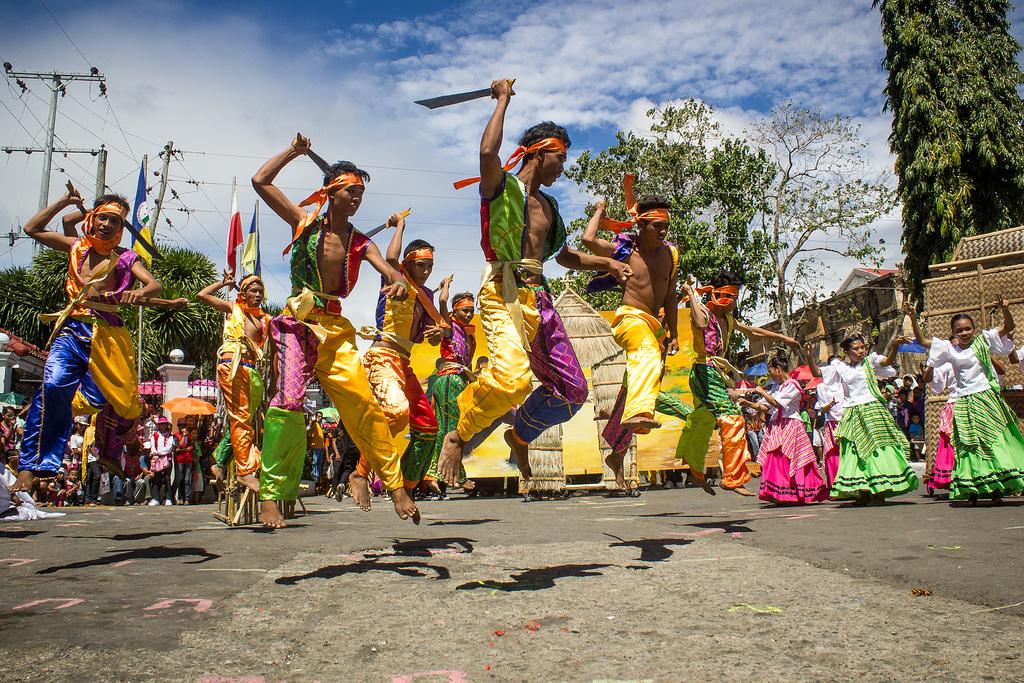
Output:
[46,469,76,507]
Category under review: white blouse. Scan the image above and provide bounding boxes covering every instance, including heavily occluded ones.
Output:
[927,363,958,405]
[927,328,1012,397]
[815,365,845,421]
[826,352,896,408]
[769,379,803,420]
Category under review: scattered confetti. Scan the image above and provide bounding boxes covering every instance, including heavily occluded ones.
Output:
[484,665,492,671]
[494,629,506,637]
[731,532,743,538]
[912,588,933,597]
[728,603,783,615]
[524,621,541,632]
[928,545,961,551]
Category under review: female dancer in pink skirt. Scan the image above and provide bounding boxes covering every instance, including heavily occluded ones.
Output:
[815,355,844,489]
[924,361,957,492]
[745,356,828,504]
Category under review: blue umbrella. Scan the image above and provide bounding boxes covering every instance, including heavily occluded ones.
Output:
[898,342,927,354]
[745,362,768,377]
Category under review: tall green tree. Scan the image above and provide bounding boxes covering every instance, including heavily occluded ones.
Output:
[0,244,226,379]
[876,0,1024,298]
[551,100,776,313]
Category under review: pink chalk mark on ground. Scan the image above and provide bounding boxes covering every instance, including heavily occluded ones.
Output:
[782,514,818,521]
[13,598,84,611]
[0,558,36,567]
[55,522,87,527]
[393,671,467,683]
[197,677,269,683]
[144,598,213,613]
[112,560,134,567]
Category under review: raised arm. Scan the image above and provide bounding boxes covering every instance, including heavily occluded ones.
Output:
[61,208,85,237]
[23,184,82,252]
[121,260,162,305]
[384,212,408,269]
[881,334,909,367]
[195,273,235,314]
[363,241,407,300]
[995,294,1015,338]
[735,320,801,351]
[479,79,515,200]
[681,281,708,329]
[437,275,454,323]
[581,199,616,257]
[902,300,932,349]
[802,342,821,378]
[251,133,310,229]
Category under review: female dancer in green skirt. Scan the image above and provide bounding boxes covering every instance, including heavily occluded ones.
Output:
[906,298,1024,505]
[813,332,919,504]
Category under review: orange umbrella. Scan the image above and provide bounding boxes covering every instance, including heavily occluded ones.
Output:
[161,396,216,415]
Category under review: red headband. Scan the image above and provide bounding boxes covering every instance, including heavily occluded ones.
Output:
[599,174,670,234]
[283,172,365,255]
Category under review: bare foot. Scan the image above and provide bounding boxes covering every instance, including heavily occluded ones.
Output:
[746,461,762,477]
[237,473,260,494]
[621,415,660,434]
[210,464,225,492]
[462,479,476,492]
[727,485,755,497]
[12,470,35,493]
[504,429,532,479]
[688,471,717,496]
[349,474,371,511]
[437,430,466,484]
[391,487,420,524]
[604,450,626,490]
[426,480,443,497]
[260,500,287,529]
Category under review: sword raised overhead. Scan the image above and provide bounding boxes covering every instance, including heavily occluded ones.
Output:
[414,79,515,109]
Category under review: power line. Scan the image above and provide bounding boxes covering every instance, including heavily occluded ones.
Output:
[37,0,91,67]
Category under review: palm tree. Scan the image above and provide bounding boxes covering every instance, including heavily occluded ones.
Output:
[0,244,227,379]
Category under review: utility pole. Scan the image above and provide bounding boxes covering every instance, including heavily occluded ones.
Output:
[4,62,106,254]
[137,142,173,380]
[95,145,107,198]
[2,146,108,191]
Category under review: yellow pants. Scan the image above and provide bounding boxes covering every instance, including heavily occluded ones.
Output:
[363,347,412,436]
[455,279,538,441]
[90,325,142,420]
[611,306,663,422]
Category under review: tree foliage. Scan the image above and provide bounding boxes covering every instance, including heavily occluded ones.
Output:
[876,0,1024,298]
[750,102,896,335]
[551,100,776,313]
[0,243,226,380]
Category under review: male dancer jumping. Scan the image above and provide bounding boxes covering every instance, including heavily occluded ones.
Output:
[197,272,270,494]
[15,183,162,493]
[581,182,681,490]
[252,133,418,527]
[352,213,443,507]
[437,78,631,484]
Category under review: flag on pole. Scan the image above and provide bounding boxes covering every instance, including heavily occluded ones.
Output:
[225,178,243,275]
[241,201,261,277]
[131,161,153,266]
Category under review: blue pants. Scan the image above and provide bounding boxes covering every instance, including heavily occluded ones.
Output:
[310,448,325,482]
[19,320,106,475]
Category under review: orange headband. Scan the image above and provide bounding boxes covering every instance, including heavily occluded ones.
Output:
[599,174,670,234]
[283,172,365,255]
[453,137,567,190]
[83,202,128,255]
[403,248,434,263]
[453,300,475,312]
[239,275,263,292]
[695,285,740,297]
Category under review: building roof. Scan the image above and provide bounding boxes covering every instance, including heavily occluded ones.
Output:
[0,327,48,360]
[834,268,899,295]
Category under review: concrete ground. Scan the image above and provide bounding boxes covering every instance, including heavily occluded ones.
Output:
[2,486,1023,682]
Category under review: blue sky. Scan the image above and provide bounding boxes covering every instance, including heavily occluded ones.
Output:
[2,0,1024,335]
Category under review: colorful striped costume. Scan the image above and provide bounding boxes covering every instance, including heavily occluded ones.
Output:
[214,301,269,476]
[259,218,403,501]
[427,318,477,482]
[675,306,751,489]
[455,172,587,450]
[757,378,828,504]
[20,241,142,475]
[357,276,439,488]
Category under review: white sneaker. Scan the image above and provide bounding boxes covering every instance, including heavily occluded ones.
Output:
[148,499,159,507]
[164,499,173,506]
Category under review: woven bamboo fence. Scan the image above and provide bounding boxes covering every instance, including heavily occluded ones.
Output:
[522,290,635,493]
[921,226,1024,458]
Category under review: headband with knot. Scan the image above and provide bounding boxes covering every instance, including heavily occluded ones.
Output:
[239,275,263,292]
[83,202,128,255]
[453,137,567,190]
[403,248,434,263]
[283,172,365,255]
[696,284,740,310]
[599,174,671,234]
[453,299,475,312]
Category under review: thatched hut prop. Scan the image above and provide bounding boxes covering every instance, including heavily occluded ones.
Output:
[520,290,640,494]
[921,226,1024,484]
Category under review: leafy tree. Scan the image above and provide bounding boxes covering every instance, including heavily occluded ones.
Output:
[551,100,776,313]
[875,0,1024,298]
[0,244,227,379]
[750,102,896,335]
